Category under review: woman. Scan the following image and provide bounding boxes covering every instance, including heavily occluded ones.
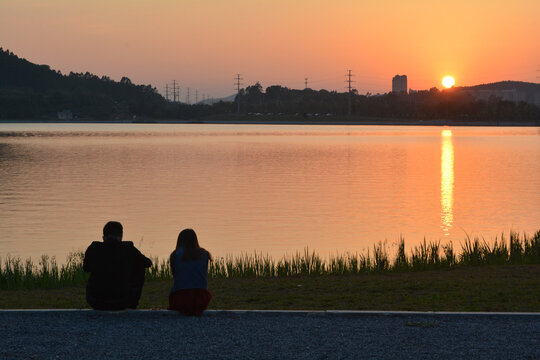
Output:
[169,229,212,316]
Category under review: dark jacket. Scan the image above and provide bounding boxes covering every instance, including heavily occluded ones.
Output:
[83,240,152,305]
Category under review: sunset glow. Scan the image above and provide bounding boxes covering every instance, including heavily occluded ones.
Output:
[1,1,538,97]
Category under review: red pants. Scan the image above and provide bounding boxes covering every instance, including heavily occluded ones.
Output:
[169,289,212,316]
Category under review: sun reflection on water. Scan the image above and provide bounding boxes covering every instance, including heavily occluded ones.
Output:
[440,129,454,235]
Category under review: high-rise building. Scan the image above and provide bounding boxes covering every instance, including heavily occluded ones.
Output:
[392,75,408,94]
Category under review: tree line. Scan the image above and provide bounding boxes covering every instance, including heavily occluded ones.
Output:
[1,48,538,122]
[239,82,539,122]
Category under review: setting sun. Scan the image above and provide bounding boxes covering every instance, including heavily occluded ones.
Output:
[442,76,455,88]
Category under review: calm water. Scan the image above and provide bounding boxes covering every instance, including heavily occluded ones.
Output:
[0,123,539,261]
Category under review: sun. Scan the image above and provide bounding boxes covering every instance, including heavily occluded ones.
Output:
[442,76,455,88]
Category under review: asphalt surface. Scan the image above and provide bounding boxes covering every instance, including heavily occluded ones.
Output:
[0,310,538,359]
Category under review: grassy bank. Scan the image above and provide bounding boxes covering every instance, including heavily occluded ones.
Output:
[1,265,538,311]
[1,231,539,290]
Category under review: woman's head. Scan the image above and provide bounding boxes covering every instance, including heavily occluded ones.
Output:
[176,228,199,251]
[176,228,211,261]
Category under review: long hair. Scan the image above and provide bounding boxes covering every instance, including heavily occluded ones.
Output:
[176,229,211,261]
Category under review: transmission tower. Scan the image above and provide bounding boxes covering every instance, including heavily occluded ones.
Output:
[172,80,179,103]
[186,88,190,104]
[305,77,308,89]
[345,70,355,116]
[235,74,243,114]
[195,89,198,104]
[165,84,169,101]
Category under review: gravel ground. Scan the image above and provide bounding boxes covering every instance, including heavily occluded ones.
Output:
[0,310,538,360]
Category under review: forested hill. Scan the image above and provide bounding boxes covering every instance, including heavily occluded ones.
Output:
[458,81,540,92]
[0,48,168,119]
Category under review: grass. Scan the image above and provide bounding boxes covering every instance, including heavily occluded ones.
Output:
[1,265,538,311]
[1,230,539,290]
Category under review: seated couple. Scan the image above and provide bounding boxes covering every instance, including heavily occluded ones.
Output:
[83,221,211,316]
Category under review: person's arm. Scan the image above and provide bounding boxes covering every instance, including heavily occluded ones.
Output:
[82,244,96,272]
[126,243,152,268]
[137,250,152,268]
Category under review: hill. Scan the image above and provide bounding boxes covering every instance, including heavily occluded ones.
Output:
[456,81,540,109]
[458,81,540,92]
[198,94,236,105]
[0,48,169,119]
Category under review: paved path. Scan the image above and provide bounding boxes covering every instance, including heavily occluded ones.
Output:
[1,310,538,359]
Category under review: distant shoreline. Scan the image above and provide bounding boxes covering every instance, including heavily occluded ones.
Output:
[1,116,539,127]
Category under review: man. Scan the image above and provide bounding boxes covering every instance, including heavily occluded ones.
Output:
[83,221,152,310]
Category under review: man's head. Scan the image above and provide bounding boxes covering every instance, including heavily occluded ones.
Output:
[103,221,123,242]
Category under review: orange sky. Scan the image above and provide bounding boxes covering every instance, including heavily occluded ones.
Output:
[1,0,539,98]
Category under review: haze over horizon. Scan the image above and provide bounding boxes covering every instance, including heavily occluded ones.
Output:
[1,0,539,98]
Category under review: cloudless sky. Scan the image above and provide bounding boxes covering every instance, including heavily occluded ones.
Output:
[1,0,539,98]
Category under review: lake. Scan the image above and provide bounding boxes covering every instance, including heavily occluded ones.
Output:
[0,123,539,262]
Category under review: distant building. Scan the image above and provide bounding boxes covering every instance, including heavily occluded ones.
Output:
[57,110,73,120]
[392,75,408,94]
[463,88,540,107]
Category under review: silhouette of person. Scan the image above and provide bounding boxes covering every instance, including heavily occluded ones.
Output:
[83,221,152,310]
[168,229,212,316]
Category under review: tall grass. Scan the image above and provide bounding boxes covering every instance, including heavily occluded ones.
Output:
[1,230,539,290]
[0,252,87,290]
